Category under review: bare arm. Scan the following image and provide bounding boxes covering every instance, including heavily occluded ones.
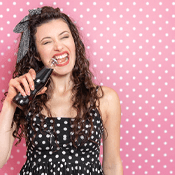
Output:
[0,68,42,168]
[101,87,123,175]
[0,100,16,168]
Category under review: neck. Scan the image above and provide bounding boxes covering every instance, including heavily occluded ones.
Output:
[50,73,74,96]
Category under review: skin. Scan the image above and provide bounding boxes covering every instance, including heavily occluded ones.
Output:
[36,19,123,173]
[35,19,77,117]
[35,19,76,77]
[1,19,123,174]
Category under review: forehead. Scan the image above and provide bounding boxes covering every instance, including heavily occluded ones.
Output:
[35,19,70,39]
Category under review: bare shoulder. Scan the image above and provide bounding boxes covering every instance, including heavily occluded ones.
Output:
[97,86,121,124]
[97,86,120,106]
[101,86,119,100]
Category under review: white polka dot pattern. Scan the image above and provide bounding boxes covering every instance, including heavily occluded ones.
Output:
[19,108,104,174]
[0,0,174,174]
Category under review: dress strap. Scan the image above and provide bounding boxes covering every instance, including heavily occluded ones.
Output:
[96,85,100,91]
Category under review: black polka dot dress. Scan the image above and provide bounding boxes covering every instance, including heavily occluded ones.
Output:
[19,108,104,175]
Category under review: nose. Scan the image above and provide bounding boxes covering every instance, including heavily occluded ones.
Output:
[54,41,63,51]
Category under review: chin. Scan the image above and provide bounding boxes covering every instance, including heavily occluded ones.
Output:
[52,70,72,76]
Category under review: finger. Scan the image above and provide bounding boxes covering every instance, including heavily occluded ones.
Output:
[37,87,47,95]
[20,77,31,96]
[25,72,35,91]
[28,68,36,80]
[9,79,27,96]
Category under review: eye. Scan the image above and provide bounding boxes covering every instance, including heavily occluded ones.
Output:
[43,41,51,45]
[61,35,69,39]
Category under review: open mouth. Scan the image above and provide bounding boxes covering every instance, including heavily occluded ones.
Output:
[53,53,69,65]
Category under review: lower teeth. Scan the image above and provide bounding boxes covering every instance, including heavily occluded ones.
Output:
[58,57,68,65]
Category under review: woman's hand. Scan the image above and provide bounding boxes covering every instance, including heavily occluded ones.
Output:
[5,68,47,107]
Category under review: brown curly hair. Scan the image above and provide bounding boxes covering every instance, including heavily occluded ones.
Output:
[3,6,106,150]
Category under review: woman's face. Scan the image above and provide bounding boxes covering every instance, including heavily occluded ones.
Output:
[35,19,76,76]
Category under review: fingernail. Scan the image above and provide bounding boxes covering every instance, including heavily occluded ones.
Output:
[27,91,30,96]
[23,92,27,96]
[31,85,34,90]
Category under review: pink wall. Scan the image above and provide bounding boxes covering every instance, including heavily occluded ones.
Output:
[0,0,175,174]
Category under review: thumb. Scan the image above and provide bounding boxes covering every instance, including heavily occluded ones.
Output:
[37,87,47,96]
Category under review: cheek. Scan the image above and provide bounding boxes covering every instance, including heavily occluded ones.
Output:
[67,38,76,52]
[70,42,76,55]
[38,46,50,58]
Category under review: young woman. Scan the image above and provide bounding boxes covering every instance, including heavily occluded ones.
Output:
[0,6,123,174]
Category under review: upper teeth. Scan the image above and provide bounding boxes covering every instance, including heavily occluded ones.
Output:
[53,53,68,60]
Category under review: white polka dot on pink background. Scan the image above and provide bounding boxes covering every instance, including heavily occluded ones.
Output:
[0,0,175,174]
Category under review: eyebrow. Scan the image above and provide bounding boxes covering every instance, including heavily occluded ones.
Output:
[40,31,69,42]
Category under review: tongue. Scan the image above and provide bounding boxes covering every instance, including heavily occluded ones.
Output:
[57,57,67,64]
